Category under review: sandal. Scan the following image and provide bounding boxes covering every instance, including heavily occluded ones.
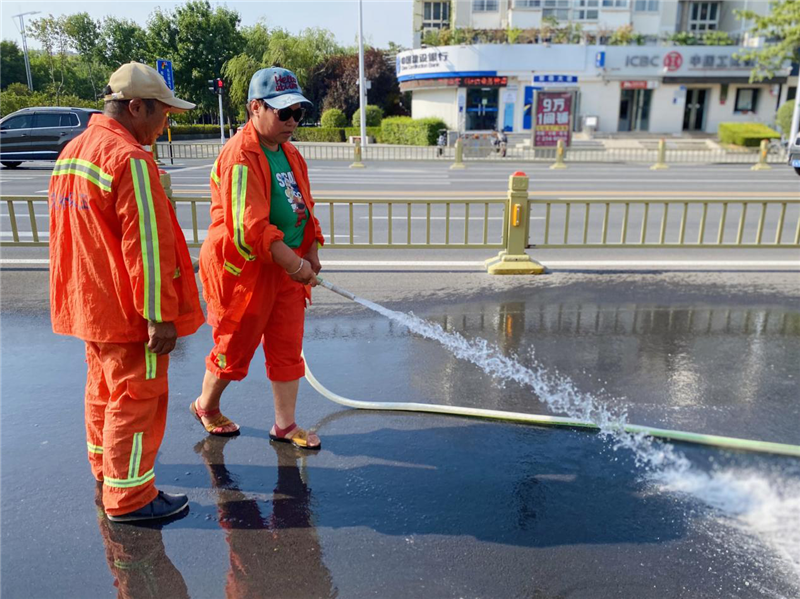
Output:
[190,399,240,437]
[269,422,321,451]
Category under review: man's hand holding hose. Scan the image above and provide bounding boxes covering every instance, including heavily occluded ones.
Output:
[271,239,319,286]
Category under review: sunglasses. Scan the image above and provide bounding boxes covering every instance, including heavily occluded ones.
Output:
[270,105,305,123]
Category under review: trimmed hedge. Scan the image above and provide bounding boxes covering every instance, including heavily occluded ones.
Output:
[344,126,381,141]
[290,127,345,142]
[352,105,383,127]
[380,116,447,146]
[718,122,780,147]
[167,124,237,136]
[320,108,347,129]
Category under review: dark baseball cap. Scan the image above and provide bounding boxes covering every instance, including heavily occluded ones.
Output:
[248,67,312,109]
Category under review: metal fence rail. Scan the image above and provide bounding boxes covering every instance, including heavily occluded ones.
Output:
[528,198,800,249]
[153,141,788,165]
[3,195,797,252]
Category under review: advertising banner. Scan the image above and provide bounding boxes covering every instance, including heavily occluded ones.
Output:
[534,92,572,147]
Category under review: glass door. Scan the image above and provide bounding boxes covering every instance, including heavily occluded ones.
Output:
[683,89,708,131]
[466,88,499,131]
[618,89,652,132]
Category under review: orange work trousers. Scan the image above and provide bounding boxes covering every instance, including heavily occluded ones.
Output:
[85,341,169,516]
[206,261,307,382]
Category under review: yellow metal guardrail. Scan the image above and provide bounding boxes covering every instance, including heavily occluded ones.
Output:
[152,141,788,165]
[527,198,800,248]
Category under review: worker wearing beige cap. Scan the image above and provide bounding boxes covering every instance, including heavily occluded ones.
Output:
[49,61,205,523]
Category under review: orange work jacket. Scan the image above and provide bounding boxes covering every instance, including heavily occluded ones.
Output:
[49,114,204,343]
[199,120,324,329]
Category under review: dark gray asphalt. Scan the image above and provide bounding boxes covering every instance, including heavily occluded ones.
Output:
[2,268,799,598]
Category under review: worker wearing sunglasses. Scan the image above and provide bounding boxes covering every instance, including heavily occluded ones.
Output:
[194,67,325,451]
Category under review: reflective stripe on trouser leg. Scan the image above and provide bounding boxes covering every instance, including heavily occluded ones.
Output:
[85,341,108,481]
[104,432,155,488]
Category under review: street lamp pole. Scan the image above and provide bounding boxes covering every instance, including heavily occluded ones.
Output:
[357,0,368,146]
[12,11,39,91]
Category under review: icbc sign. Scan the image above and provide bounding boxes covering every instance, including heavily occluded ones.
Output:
[663,52,683,72]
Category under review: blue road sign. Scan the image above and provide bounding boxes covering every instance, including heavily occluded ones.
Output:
[157,59,174,91]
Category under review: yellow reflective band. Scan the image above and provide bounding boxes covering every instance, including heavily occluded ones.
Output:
[223,261,242,276]
[130,158,163,322]
[87,442,103,454]
[144,344,157,380]
[174,267,181,279]
[103,432,153,489]
[217,354,227,369]
[104,469,155,489]
[210,160,220,185]
[53,158,113,192]
[231,165,255,261]
[128,432,143,479]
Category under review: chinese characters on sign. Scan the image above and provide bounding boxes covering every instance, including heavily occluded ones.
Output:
[399,76,507,92]
[535,92,572,147]
[622,51,754,72]
[397,51,450,74]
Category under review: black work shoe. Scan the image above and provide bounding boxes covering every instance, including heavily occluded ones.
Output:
[107,491,189,523]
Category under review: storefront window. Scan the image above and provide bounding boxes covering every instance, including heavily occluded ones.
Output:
[515,0,541,7]
[473,0,499,12]
[734,88,759,113]
[688,2,719,31]
[602,0,628,7]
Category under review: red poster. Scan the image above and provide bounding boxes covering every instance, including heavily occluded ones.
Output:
[534,92,572,147]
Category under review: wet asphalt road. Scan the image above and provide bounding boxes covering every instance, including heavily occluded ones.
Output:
[2,268,800,598]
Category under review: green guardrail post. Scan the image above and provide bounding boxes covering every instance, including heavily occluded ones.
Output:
[450,137,466,170]
[550,139,567,169]
[651,138,669,170]
[350,140,365,169]
[485,171,545,275]
[751,139,771,171]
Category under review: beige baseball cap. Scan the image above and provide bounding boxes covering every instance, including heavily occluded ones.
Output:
[104,62,195,112]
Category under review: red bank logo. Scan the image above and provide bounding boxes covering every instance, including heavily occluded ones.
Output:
[663,52,683,72]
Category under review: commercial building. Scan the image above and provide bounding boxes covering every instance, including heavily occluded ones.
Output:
[400,1,795,136]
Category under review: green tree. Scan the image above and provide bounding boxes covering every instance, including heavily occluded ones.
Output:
[147,1,244,116]
[27,14,71,101]
[1,41,27,89]
[101,17,150,67]
[63,13,105,98]
[737,0,800,81]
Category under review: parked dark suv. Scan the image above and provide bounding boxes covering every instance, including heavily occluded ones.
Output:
[0,107,101,168]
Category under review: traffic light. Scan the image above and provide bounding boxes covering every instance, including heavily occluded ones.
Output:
[208,78,224,95]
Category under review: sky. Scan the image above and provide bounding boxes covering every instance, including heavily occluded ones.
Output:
[1,0,413,50]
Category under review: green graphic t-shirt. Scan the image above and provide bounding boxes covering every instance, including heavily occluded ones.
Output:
[262,145,309,248]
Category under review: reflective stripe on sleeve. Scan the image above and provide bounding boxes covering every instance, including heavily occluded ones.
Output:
[144,344,157,380]
[52,158,114,192]
[210,160,220,185]
[223,261,242,276]
[130,158,163,322]
[231,165,255,261]
[87,442,104,454]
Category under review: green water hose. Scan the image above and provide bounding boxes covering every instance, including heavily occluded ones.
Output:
[308,278,800,459]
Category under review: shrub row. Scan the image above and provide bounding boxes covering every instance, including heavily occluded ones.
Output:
[380,116,447,146]
[0,91,102,118]
[290,127,346,143]
[718,122,780,147]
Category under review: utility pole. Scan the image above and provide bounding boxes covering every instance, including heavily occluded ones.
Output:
[12,11,39,91]
[357,0,368,146]
[790,86,800,149]
[218,87,225,144]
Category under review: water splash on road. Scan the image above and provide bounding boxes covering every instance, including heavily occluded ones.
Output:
[355,296,800,585]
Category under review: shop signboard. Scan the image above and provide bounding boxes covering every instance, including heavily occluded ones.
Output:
[534,92,572,147]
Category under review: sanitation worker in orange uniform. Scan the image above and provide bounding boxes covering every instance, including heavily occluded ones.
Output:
[49,62,204,522]
[193,67,324,449]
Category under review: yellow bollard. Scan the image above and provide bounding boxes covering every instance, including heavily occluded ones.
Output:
[450,137,466,170]
[349,140,365,169]
[751,139,771,171]
[550,139,567,169]
[485,171,545,275]
[651,138,669,170]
